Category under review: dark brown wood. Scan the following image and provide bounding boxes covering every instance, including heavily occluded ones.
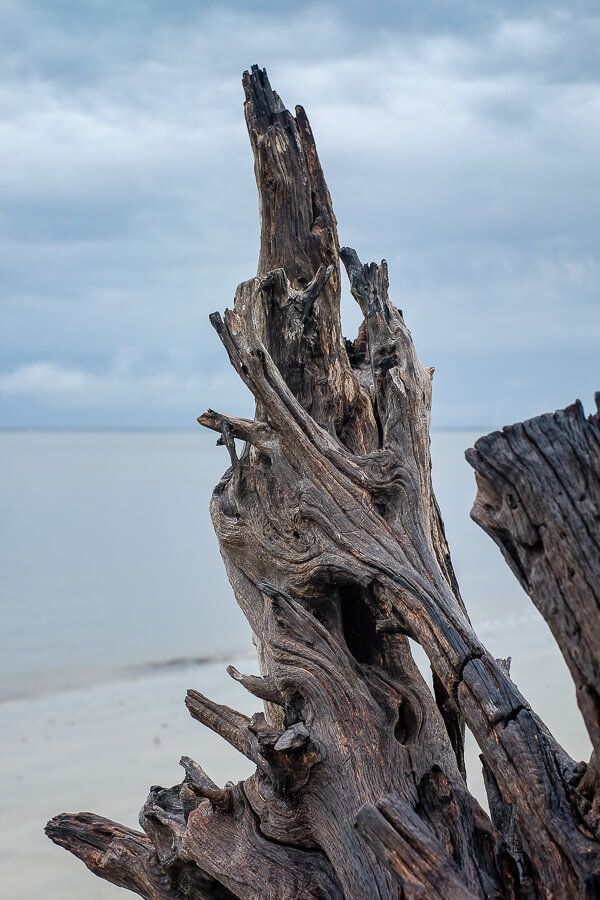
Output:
[45,812,234,899]
[46,65,600,899]
[356,797,480,899]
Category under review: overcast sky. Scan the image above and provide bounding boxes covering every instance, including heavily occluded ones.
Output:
[1,0,598,429]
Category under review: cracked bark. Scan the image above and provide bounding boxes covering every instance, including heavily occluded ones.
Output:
[46,66,600,899]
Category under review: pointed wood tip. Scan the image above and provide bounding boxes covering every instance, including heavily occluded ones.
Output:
[243,64,285,126]
[227,664,242,681]
[197,408,219,430]
[45,812,99,850]
[45,812,78,848]
[45,811,136,856]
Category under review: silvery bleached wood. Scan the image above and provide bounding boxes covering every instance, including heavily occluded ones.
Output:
[46,66,600,899]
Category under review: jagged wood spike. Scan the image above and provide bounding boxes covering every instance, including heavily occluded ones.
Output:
[179,756,232,812]
[226,665,284,705]
[184,689,259,764]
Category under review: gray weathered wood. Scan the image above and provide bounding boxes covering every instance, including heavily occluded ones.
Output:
[467,399,600,760]
[46,65,600,899]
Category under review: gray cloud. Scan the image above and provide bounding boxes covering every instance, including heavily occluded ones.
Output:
[0,1,598,428]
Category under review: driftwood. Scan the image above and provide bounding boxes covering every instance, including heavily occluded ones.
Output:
[46,66,600,899]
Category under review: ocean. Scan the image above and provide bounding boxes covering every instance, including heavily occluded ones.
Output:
[0,430,590,898]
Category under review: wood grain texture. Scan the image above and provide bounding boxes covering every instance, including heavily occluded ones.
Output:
[467,399,600,759]
[46,66,600,899]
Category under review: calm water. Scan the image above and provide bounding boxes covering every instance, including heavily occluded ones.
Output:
[0,428,567,696]
[0,431,254,700]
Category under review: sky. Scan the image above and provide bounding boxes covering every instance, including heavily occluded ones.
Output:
[0,0,598,429]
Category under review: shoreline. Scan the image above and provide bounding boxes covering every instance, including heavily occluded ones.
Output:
[1,654,259,900]
[1,627,593,898]
[0,648,254,705]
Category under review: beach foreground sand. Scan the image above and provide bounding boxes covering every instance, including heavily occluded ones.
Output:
[1,632,591,899]
[1,656,257,899]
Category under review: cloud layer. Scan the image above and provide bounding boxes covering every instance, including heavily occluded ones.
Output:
[1,1,598,427]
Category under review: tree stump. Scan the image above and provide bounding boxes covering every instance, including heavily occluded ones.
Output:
[46,65,600,900]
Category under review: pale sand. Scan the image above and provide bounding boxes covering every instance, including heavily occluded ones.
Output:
[1,655,258,899]
[1,632,591,898]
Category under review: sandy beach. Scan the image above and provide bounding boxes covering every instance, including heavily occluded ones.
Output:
[0,655,258,899]
[0,431,592,897]
[1,633,591,899]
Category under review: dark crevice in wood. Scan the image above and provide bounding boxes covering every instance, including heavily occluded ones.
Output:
[492,705,528,730]
[339,583,381,665]
[455,650,486,697]
[372,400,385,450]
[284,692,305,728]
[433,672,467,781]
[394,699,419,745]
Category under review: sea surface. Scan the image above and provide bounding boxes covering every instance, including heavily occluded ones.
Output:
[0,430,591,898]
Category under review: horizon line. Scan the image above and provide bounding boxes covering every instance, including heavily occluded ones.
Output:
[0,424,498,434]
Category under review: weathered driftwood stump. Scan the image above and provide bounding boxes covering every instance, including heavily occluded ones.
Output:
[46,66,600,899]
